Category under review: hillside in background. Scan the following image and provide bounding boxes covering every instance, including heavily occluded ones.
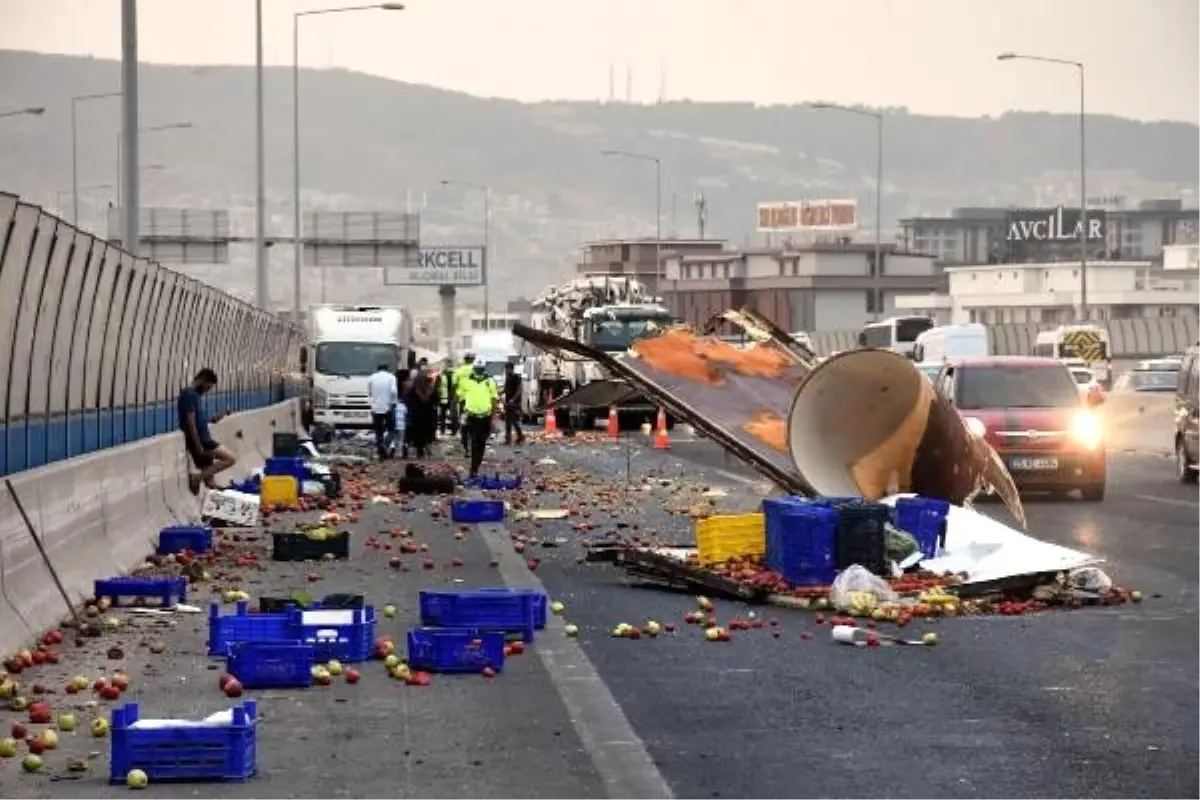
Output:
[1,50,1196,312]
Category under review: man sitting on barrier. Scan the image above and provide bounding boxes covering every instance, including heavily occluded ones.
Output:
[178,368,237,494]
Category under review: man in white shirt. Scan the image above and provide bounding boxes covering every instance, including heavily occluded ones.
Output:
[367,363,399,459]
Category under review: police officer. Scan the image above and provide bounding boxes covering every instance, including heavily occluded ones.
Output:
[453,353,477,452]
[461,359,500,477]
[437,357,456,436]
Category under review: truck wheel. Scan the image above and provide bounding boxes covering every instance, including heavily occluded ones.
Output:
[1080,482,1106,502]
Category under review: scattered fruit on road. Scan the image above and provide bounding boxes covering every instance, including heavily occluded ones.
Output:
[126,768,149,788]
[563,623,579,637]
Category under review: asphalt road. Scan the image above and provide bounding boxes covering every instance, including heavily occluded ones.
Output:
[0,431,1195,798]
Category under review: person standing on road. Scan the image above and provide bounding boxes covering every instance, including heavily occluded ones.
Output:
[367,362,399,460]
[453,353,477,452]
[437,357,457,436]
[503,361,526,445]
[462,360,500,477]
[406,363,438,458]
[178,368,237,494]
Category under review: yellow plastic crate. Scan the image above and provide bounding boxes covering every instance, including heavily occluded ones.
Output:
[694,512,765,566]
[260,475,300,508]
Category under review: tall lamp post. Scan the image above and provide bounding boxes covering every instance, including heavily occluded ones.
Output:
[114,123,191,209]
[71,93,121,225]
[998,52,1088,320]
[601,149,663,294]
[811,103,884,321]
[292,2,405,320]
[440,179,491,327]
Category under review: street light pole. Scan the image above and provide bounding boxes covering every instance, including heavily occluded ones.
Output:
[120,0,140,256]
[811,103,884,321]
[601,149,663,293]
[998,52,1088,320]
[70,92,121,225]
[292,2,405,321]
[440,179,491,326]
[254,0,267,310]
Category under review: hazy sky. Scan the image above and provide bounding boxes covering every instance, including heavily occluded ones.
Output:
[1,0,1197,123]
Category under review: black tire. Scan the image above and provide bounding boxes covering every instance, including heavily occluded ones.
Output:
[1080,481,1106,502]
[1177,439,1198,484]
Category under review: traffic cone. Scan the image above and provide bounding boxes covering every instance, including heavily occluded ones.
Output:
[652,408,670,450]
[543,395,559,436]
[606,406,620,439]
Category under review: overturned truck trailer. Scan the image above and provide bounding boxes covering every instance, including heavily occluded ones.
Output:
[512,309,1025,526]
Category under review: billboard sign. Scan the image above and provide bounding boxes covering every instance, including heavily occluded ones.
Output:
[756,199,858,233]
[1005,206,1106,243]
[302,210,420,270]
[383,246,485,287]
[107,207,230,263]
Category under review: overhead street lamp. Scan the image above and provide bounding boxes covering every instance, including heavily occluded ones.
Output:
[811,102,884,321]
[70,92,121,224]
[601,149,663,292]
[114,123,191,218]
[292,2,406,319]
[0,106,45,120]
[998,52,1089,320]
[440,179,491,327]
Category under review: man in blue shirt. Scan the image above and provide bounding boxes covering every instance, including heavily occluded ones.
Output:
[178,368,237,494]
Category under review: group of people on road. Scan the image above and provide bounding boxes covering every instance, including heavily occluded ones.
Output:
[367,351,525,477]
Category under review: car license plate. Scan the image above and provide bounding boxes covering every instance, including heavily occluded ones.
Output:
[1009,456,1059,471]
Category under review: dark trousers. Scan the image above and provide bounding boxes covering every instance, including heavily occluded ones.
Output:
[372,410,395,458]
[465,414,492,476]
[504,406,524,444]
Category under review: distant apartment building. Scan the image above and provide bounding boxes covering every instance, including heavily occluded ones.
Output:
[897,199,1199,266]
[576,238,728,295]
[660,242,942,332]
[895,252,1199,325]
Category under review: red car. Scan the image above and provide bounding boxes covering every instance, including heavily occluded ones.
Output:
[934,356,1107,501]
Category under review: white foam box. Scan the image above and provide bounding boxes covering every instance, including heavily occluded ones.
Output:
[200,489,261,527]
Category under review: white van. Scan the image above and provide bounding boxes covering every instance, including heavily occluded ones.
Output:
[912,323,990,363]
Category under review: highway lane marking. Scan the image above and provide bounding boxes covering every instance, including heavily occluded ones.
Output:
[478,523,674,800]
[1134,494,1199,508]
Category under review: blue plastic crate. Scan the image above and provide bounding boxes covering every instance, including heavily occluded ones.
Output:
[292,606,377,662]
[229,475,262,495]
[451,499,505,523]
[207,602,292,657]
[419,589,539,642]
[834,502,891,575]
[406,627,506,674]
[226,640,314,689]
[762,498,839,587]
[109,701,257,784]
[95,576,187,607]
[894,496,950,559]
[463,473,523,490]
[264,457,307,482]
[457,588,548,629]
[157,524,213,555]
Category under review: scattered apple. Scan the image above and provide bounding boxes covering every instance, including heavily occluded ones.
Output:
[310,666,331,686]
[11,722,28,740]
[344,668,360,685]
[99,685,121,701]
[508,641,525,656]
[0,737,16,758]
[549,600,565,616]
[126,768,149,788]
[1130,590,1143,602]
[222,677,244,698]
[90,718,109,738]
[696,596,714,611]
[27,736,45,755]
[645,621,662,637]
[481,666,496,679]
[21,753,43,773]
[563,623,579,637]
[325,660,343,677]
[57,713,77,733]
[93,678,109,693]
[384,654,401,670]
[922,632,939,646]
[383,605,397,619]
[111,673,130,692]
[39,729,58,750]
[9,696,28,712]
[102,616,121,632]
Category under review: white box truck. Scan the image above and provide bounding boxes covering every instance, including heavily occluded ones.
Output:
[304,305,414,430]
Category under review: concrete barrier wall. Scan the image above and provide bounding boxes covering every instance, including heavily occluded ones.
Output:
[809,318,1198,358]
[0,191,303,477]
[0,399,299,655]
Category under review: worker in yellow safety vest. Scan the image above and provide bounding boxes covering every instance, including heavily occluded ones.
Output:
[461,360,500,477]
[437,358,456,436]
[452,353,477,451]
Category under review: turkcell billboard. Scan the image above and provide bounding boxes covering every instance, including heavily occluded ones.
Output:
[1004,206,1108,261]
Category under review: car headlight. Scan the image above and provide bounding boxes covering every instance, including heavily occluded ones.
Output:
[1070,409,1103,450]
[964,416,987,438]
[312,388,329,409]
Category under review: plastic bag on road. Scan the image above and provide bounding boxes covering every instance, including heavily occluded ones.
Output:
[1067,566,1113,594]
[830,564,900,614]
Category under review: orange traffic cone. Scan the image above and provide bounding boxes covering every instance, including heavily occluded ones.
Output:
[606,406,620,440]
[652,408,670,450]
[543,396,559,436]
